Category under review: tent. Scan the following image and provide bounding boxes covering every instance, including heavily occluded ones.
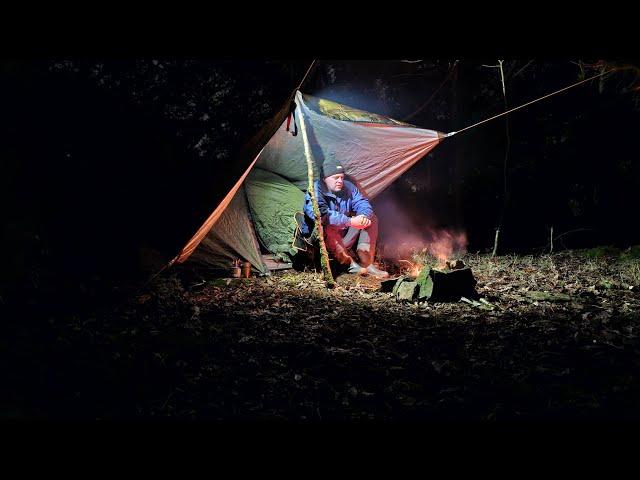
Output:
[170,90,444,275]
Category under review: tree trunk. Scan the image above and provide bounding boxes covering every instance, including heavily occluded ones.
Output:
[490,60,511,257]
[296,95,336,288]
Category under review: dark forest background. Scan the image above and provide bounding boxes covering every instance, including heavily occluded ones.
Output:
[2,58,639,312]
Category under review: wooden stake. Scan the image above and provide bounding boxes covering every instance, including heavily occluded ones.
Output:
[296,95,336,288]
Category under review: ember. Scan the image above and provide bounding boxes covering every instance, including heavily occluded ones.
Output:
[399,259,423,278]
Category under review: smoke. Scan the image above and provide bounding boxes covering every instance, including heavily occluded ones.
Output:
[425,229,468,267]
[375,190,468,266]
[375,192,428,261]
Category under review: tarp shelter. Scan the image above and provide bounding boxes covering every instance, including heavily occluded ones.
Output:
[170,90,444,275]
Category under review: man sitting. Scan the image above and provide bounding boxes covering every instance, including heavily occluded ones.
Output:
[301,157,389,279]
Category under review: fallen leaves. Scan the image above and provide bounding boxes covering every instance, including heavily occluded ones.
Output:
[16,251,640,421]
[524,291,572,302]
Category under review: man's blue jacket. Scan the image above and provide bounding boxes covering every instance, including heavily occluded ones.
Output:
[301,179,373,236]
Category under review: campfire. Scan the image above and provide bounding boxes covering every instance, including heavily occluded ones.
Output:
[401,258,467,279]
[383,257,477,302]
[378,228,477,302]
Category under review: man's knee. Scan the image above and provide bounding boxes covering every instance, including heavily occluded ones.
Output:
[324,225,342,244]
[365,213,378,230]
[364,213,378,236]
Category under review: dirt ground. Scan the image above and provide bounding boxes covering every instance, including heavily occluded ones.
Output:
[4,250,640,422]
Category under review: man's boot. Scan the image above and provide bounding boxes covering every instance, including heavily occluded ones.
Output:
[366,264,389,279]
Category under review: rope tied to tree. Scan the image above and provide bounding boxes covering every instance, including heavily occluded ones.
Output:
[445,68,617,138]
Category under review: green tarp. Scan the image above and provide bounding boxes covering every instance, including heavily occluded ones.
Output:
[245,167,304,261]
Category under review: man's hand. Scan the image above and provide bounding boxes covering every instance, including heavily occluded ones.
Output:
[350,215,372,229]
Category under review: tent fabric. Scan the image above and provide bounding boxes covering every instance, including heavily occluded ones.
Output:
[172,145,265,265]
[170,92,296,266]
[189,185,267,274]
[251,114,310,190]
[304,95,413,126]
[245,167,305,261]
[174,89,444,273]
[254,92,443,199]
[299,92,442,198]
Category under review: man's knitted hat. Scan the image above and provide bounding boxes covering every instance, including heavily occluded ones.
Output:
[322,157,345,178]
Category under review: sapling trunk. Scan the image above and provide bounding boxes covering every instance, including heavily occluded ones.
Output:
[296,95,335,288]
[492,227,500,257]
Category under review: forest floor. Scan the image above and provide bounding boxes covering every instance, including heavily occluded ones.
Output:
[4,248,640,423]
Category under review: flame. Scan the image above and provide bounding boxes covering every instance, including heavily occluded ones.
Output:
[399,259,422,278]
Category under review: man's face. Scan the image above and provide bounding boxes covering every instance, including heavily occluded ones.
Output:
[324,173,345,193]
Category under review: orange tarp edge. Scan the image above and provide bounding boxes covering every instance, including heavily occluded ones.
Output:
[170,148,265,265]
